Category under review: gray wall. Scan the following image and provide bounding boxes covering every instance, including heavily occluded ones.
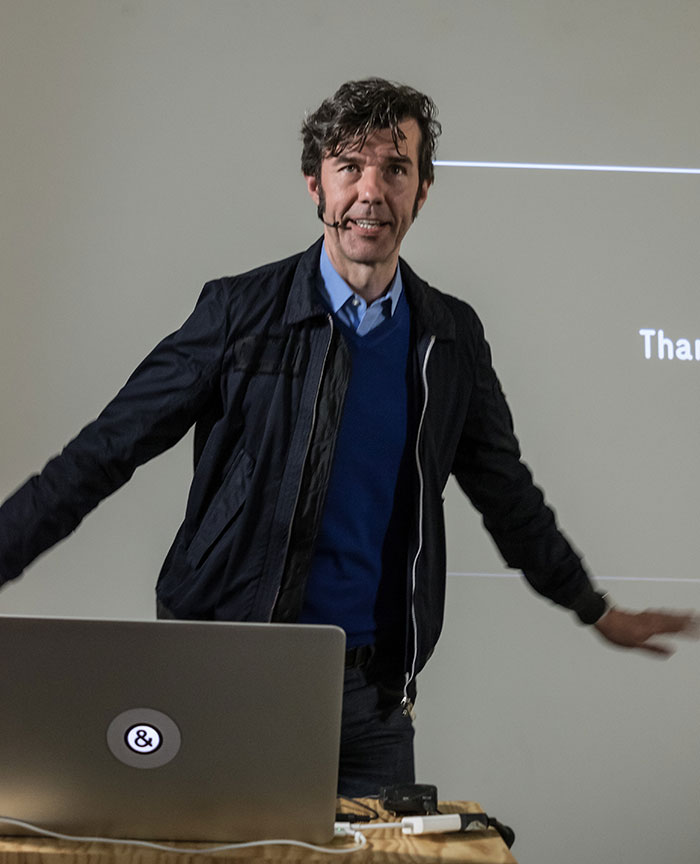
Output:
[2,2,699,862]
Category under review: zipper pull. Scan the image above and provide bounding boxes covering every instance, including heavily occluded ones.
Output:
[401,696,416,720]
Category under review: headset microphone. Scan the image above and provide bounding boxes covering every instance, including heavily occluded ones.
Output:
[319,216,343,229]
[316,202,345,229]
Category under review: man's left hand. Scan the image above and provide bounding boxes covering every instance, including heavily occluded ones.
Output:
[594,607,700,656]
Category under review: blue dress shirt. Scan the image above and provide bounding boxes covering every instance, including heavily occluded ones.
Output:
[318,243,403,335]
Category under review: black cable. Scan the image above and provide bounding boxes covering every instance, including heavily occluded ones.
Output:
[335,796,380,822]
[487,817,516,849]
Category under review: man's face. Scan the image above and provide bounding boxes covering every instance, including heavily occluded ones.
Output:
[305,118,429,285]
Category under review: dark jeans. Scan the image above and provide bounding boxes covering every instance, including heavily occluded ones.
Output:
[337,662,415,798]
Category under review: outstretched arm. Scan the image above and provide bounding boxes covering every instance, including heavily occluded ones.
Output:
[449,309,700,650]
[0,279,229,585]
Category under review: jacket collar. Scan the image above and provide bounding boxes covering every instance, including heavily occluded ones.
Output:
[283,236,456,341]
[283,238,327,326]
[400,259,456,341]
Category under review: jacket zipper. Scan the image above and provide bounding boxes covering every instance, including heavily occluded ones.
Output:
[402,334,436,718]
[268,314,335,620]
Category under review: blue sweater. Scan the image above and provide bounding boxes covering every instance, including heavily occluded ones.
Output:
[300,291,412,647]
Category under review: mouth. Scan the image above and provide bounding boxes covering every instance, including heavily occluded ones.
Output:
[346,218,390,231]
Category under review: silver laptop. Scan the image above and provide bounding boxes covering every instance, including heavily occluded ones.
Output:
[0,615,345,843]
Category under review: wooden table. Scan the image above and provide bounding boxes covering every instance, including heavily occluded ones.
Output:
[0,801,517,864]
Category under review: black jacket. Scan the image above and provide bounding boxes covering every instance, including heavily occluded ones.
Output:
[0,239,600,695]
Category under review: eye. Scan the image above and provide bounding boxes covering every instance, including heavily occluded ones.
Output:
[388,164,408,176]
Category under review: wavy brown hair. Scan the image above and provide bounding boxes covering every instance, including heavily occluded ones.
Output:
[301,78,441,187]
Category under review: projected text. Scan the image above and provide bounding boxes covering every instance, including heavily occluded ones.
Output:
[639,328,700,361]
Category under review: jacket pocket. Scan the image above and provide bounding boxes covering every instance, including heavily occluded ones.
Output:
[186,449,255,568]
[232,334,304,376]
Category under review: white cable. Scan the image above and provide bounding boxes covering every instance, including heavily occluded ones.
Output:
[0,816,367,856]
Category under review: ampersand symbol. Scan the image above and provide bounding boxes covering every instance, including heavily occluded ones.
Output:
[133,728,153,748]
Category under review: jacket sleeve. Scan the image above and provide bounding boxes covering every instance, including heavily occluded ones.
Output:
[450,313,602,620]
[0,280,230,585]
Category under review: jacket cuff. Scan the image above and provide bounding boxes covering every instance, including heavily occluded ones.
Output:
[571,589,610,625]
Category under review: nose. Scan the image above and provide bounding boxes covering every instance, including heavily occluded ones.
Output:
[357,167,386,206]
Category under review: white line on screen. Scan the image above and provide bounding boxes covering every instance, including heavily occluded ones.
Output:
[433,160,700,175]
[450,572,700,584]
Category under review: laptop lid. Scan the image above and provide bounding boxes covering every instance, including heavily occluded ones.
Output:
[0,615,345,843]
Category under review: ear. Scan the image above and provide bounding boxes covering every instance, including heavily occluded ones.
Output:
[305,174,321,206]
[414,179,430,215]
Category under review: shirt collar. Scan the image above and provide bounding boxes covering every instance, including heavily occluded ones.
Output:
[319,243,403,316]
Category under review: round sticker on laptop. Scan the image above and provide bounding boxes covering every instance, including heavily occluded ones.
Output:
[125,723,162,754]
[107,708,181,769]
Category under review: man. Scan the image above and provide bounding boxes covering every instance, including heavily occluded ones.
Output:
[0,78,696,796]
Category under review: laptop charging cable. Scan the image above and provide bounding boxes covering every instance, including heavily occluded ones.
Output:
[2,812,513,854]
[0,815,368,856]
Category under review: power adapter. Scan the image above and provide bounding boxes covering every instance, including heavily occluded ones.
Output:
[379,783,438,815]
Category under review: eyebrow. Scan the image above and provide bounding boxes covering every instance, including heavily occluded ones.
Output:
[333,153,414,166]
